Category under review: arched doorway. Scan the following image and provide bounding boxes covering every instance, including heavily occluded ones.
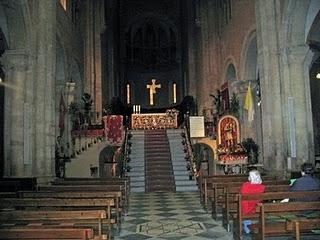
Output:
[192,143,214,176]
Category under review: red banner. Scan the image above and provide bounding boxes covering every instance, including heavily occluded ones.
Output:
[103,115,124,145]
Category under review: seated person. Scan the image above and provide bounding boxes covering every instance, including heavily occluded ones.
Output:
[240,170,265,233]
[290,162,320,201]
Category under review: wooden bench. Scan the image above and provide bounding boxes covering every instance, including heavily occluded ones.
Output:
[288,218,320,240]
[38,184,127,215]
[0,210,106,239]
[202,175,279,208]
[231,192,320,240]
[252,201,320,240]
[53,177,129,200]
[0,197,115,239]
[222,184,291,230]
[0,177,37,191]
[0,181,21,192]
[200,175,249,207]
[210,180,290,220]
[18,190,123,223]
[0,228,94,239]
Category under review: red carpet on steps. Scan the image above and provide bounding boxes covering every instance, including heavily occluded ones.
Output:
[145,130,175,192]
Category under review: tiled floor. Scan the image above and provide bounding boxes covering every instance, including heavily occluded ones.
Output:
[114,191,233,240]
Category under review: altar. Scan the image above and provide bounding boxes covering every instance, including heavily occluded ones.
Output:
[131,110,178,129]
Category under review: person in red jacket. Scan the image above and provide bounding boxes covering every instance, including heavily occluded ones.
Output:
[240,170,265,233]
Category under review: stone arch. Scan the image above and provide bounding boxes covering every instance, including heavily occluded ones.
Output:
[241,31,258,82]
[281,0,319,165]
[98,145,118,177]
[223,59,237,82]
[0,0,31,50]
[225,63,236,82]
[305,3,320,157]
[192,143,214,176]
[240,30,261,143]
[0,0,31,176]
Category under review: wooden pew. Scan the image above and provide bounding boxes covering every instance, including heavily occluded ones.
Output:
[288,218,320,240]
[0,181,20,192]
[210,180,290,220]
[18,191,123,224]
[200,175,249,207]
[0,228,94,239]
[38,184,127,215]
[253,201,320,240]
[222,184,291,230]
[0,177,37,191]
[0,197,115,239]
[202,175,279,208]
[231,191,320,240]
[0,210,106,239]
[51,179,129,209]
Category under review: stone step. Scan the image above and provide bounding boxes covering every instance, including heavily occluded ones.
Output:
[175,179,197,186]
[174,175,191,180]
[130,186,145,193]
[172,165,189,171]
[130,175,145,181]
[130,181,145,187]
[176,185,198,192]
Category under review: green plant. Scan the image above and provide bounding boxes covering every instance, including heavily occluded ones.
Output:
[230,92,240,118]
[242,138,259,164]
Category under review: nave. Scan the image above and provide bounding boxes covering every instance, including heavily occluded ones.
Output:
[114,191,233,240]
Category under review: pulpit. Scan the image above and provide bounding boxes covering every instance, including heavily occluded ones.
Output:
[216,115,247,173]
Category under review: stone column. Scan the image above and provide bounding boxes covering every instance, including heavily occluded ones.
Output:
[282,46,314,168]
[185,0,197,96]
[33,0,57,183]
[255,0,286,172]
[1,50,29,176]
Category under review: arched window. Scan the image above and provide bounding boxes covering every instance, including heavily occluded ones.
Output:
[125,19,177,70]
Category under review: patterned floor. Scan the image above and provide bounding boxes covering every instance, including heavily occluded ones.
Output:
[114,191,233,240]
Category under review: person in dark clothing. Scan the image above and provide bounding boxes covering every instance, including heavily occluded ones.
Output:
[290,163,320,201]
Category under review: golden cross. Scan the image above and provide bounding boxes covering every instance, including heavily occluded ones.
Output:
[147,79,161,105]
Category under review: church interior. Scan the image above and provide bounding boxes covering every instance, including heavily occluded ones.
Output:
[0,0,320,239]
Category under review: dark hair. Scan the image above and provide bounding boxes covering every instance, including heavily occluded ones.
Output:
[301,163,314,175]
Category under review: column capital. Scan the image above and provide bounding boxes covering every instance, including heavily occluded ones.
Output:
[1,49,29,72]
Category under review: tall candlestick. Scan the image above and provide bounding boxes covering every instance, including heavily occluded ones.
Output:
[173,83,177,103]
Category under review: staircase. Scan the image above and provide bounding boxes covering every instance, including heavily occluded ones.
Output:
[127,130,145,192]
[145,130,175,192]
[167,129,198,191]
[127,129,198,193]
